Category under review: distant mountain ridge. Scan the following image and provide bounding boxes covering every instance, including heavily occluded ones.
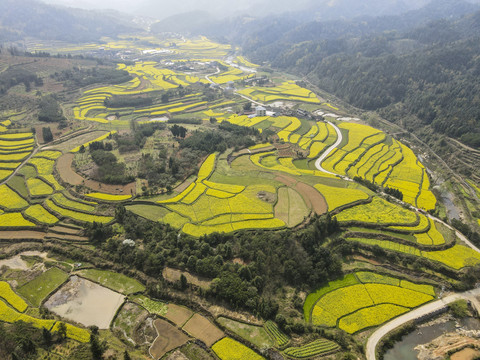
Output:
[233,0,480,148]
[0,0,138,43]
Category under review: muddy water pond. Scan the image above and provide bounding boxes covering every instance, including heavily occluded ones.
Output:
[440,192,461,220]
[384,317,480,360]
[45,275,125,329]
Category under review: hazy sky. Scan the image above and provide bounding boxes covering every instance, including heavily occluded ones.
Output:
[41,0,480,20]
[41,0,322,19]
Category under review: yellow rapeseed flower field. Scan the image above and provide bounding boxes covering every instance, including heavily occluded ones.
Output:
[309,272,435,333]
[27,178,54,196]
[46,200,113,224]
[314,183,369,211]
[339,304,409,334]
[212,337,265,360]
[335,197,417,225]
[85,193,132,201]
[0,281,28,312]
[25,205,59,225]
[51,322,90,343]
[52,193,96,212]
[0,213,35,227]
[29,157,54,175]
[0,184,29,209]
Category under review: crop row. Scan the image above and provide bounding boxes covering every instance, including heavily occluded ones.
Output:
[46,199,113,224]
[283,339,339,358]
[346,237,480,269]
[264,320,289,347]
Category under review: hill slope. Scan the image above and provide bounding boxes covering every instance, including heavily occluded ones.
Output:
[0,0,137,43]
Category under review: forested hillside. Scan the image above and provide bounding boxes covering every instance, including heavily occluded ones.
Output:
[0,0,137,42]
[231,0,480,148]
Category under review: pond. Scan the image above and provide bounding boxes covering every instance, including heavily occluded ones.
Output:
[45,275,125,329]
[384,317,480,360]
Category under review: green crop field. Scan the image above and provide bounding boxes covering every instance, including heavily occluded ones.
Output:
[284,339,340,358]
[77,269,145,294]
[17,267,69,307]
[264,320,289,347]
[218,317,275,349]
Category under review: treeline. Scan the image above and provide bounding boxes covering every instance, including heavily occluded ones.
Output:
[93,208,342,319]
[353,176,404,201]
[53,67,133,88]
[104,95,153,109]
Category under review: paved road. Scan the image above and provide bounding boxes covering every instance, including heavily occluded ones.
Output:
[204,67,220,85]
[314,121,343,176]
[366,288,480,360]
[426,213,480,253]
[235,92,265,107]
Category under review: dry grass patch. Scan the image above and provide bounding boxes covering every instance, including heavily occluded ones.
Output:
[150,319,189,360]
[164,304,194,327]
[182,313,224,347]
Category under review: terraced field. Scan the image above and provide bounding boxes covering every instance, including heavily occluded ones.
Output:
[238,81,321,104]
[304,272,436,333]
[284,339,340,358]
[0,132,34,181]
[3,34,480,360]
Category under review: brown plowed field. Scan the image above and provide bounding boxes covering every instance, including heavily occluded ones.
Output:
[275,175,327,215]
[57,154,82,185]
[49,226,82,235]
[295,181,327,215]
[149,319,189,360]
[56,153,136,195]
[164,304,194,327]
[0,231,45,240]
[182,314,224,347]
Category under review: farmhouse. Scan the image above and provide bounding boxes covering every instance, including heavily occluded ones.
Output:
[256,106,266,116]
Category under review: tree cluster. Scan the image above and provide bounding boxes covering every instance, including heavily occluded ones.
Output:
[0,67,43,95]
[53,67,133,88]
[170,124,187,138]
[384,187,403,201]
[90,149,133,185]
[104,95,153,109]
[38,95,66,127]
[95,209,342,318]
